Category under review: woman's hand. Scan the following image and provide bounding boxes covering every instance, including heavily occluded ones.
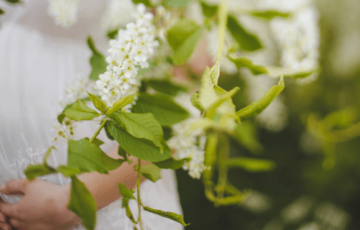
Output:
[0,197,11,230]
[0,179,80,230]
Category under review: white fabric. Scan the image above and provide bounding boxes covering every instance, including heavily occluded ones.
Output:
[0,1,183,229]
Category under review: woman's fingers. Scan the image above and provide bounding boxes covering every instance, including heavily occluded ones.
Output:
[9,218,24,229]
[0,203,18,219]
[0,222,11,230]
[0,211,7,222]
[0,179,28,196]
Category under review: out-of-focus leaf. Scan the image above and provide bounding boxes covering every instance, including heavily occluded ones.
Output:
[92,138,105,147]
[167,19,204,65]
[0,8,5,15]
[228,55,268,75]
[132,0,152,7]
[227,15,262,51]
[87,36,107,81]
[200,1,218,18]
[102,153,125,171]
[104,122,115,140]
[146,79,187,96]
[226,157,276,172]
[5,0,21,4]
[43,146,56,165]
[249,10,291,20]
[125,205,136,224]
[109,124,172,162]
[190,91,204,113]
[323,107,358,129]
[237,76,284,120]
[58,166,82,177]
[24,165,57,181]
[233,122,263,154]
[119,183,136,207]
[68,139,108,174]
[57,97,91,123]
[141,164,161,182]
[206,87,240,119]
[68,176,97,230]
[265,66,318,78]
[65,101,100,121]
[153,158,189,169]
[143,206,189,226]
[106,94,135,115]
[164,0,191,7]
[132,93,190,126]
[106,29,118,39]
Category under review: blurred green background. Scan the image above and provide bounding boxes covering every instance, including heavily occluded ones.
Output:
[176,0,360,229]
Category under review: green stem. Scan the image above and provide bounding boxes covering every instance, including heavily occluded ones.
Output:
[137,159,143,230]
[215,134,230,205]
[89,119,107,143]
[216,0,230,62]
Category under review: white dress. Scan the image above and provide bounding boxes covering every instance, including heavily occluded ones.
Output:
[0,1,183,229]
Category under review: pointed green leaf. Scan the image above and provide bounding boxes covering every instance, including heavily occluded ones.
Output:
[132,93,190,126]
[109,124,172,162]
[0,8,5,15]
[226,157,276,172]
[58,166,82,177]
[237,76,284,119]
[44,146,56,166]
[125,205,136,224]
[167,19,204,65]
[146,80,187,96]
[119,183,136,207]
[87,36,107,81]
[118,146,128,160]
[102,153,125,171]
[143,206,189,226]
[200,1,218,18]
[24,165,57,181]
[108,111,163,151]
[68,139,108,174]
[265,66,318,78]
[227,15,262,51]
[107,29,119,39]
[206,87,240,119]
[105,123,115,140]
[68,176,97,230]
[58,97,91,123]
[190,91,204,113]
[141,164,161,182]
[249,10,291,20]
[106,94,135,115]
[164,0,191,7]
[65,101,100,121]
[88,92,107,113]
[153,158,190,170]
[5,0,22,4]
[92,138,105,147]
[132,0,152,7]
[228,55,268,75]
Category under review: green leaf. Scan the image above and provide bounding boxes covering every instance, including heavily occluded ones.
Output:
[190,91,204,113]
[237,76,284,119]
[108,111,163,151]
[58,166,82,177]
[88,92,107,113]
[125,205,136,224]
[146,80,187,96]
[57,98,91,123]
[68,139,108,174]
[143,206,189,226]
[92,138,105,147]
[109,124,172,162]
[227,15,262,51]
[249,10,291,20]
[105,123,115,140]
[200,1,217,18]
[106,94,135,115]
[24,165,57,181]
[265,66,318,78]
[102,153,125,171]
[118,146,128,160]
[228,55,268,75]
[119,183,136,207]
[167,19,204,65]
[206,87,240,119]
[226,157,276,172]
[153,158,189,169]
[65,101,100,121]
[68,176,97,230]
[132,93,190,126]
[132,0,152,6]
[43,146,56,165]
[164,0,191,7]
[141,164,161,182]
[87,36,107,81]
[5,0,21,4]
[107,29,118,39]
[0,8,4,15]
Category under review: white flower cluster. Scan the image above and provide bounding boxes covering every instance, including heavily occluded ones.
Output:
[267,0,320,83]
[168,93,208,179]
[51,117,75,141]
[101,0,136,32]
[48,0,79,28]
[60,78,91,108]
[95,4,159,107]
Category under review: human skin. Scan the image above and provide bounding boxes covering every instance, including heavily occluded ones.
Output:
[0,146,149,230]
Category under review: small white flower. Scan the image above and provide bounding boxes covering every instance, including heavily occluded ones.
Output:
[48,0,79,28]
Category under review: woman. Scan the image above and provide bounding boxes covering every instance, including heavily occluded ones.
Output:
[0,1,183,229]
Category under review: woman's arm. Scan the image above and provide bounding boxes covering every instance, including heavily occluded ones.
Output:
[0,146,149,230]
